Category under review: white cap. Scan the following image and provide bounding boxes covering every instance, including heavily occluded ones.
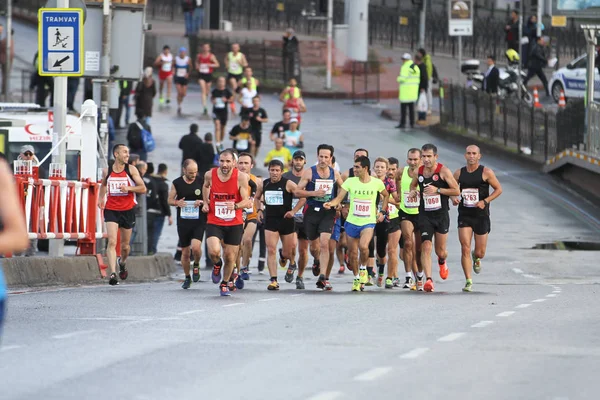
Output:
[402,53,412,60]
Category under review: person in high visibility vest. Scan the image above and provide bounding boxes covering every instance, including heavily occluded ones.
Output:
[396,53,420,129]
[225,43,248,115]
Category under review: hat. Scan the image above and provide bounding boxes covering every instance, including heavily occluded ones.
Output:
[179,46,187,53]
[20,145,35,154]
[293,150,306,160]
[402,53,412,60]
[290,117,299,123]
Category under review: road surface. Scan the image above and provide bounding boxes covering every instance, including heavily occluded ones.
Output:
[2,91,600,400]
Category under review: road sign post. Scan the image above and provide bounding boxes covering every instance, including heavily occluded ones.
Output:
[448,0,473,81]
[38,4,83,256]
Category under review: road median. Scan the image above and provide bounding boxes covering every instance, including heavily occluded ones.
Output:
[3,254,176,287]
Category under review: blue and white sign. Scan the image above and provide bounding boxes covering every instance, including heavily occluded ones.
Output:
[38,8,84,76]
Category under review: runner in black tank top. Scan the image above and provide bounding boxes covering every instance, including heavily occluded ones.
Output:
[169,160,207,289]
[408,144,460,293]
[452,145,503,292]
[255,159,300,291]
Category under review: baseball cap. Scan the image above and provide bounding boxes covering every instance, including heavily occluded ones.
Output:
[292,150,306,160]
[290,117,299,123]
[20,145,35,154]
[179,46,187,53]
[402,53,412,60]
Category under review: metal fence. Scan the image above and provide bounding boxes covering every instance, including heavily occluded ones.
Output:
[590,101,600,155]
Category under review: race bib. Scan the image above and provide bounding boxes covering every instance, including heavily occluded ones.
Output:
[176,68,187,77]
[315,179,333,195]
[462,188,479,208]
[235,139,249,150]
[199,64,209,73]
[353,199,371,217]
[388,203,398,215]
[230,61,239,72]
[403,191,420,209]
[423,194,441,211]
[292,198,303,216]
[215,97,225,109]
[108,177,128,196]
[162,62,172,72]
[181,201,199,219]
[265,190,284,206]
[285,137,297,147]
[215,201,235,221]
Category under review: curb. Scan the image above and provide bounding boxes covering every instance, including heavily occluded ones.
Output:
[4,253,176,287]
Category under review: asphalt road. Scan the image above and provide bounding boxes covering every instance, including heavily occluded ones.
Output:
[2,90,600,399]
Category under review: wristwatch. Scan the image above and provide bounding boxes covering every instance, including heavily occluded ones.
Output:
[436,188,441,194]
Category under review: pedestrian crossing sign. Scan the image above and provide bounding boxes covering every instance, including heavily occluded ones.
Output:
[38,8,84,76]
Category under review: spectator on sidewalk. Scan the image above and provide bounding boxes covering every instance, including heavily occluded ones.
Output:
[127,117,152,161]
[417,48,433,115]
[117,80,134,129]
[146,163,172,255]
[179,123,202,165]
[522,15,543,68]
[283,28,299,83]
[396,53,420,129]
[414,54,429,124]
[195,132,216,176]
[31,52,54,107]
[182,0,203,37]
[505,10,520,52]
[483,55,500,95]
[134,67,157,125]
[524,36,550,98]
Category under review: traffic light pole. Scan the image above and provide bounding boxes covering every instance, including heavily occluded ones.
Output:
[99,0,112,169]
[326,0,333,90]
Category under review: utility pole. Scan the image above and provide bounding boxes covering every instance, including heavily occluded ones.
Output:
[418,0,426,49]
[536,1,542,37]
[99,0,112,168]
[326,0,333,90]
[517,0,523,103]
[582,25,598,152]
[3,0,12,100]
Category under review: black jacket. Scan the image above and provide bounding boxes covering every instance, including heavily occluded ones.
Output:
[127,119,151,151]
[527,43,547,70]
[179,133,203,165]
[417,63,428,92]
[147,176,171,217]
[195,142,216,176]
[483,66,500,94]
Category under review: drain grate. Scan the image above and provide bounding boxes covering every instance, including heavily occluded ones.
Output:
[532,241,600,251]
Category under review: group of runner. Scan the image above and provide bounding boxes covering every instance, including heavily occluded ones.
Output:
[153,43,306,154]
[152,141,502,296]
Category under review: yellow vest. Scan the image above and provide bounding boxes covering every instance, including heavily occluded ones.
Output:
[240,76,257,91]
[397,62,420,103]
[283,86,301,100]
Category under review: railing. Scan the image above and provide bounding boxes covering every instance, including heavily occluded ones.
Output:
[590,101,600,156]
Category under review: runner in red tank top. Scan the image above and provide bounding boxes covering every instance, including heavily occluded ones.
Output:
[98,144,147,286]
[196,43,220,116]
[283,96,307,128]
[202,149,251,296]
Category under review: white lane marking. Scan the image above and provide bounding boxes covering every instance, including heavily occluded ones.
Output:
[353,367,393,381]
[290,293,305,297]
[437,332,466,342]
[496,311,515,317]
[222,303,245,307]
[178,309,204,315]
[512,268,524,274]
[515,303,531,309]
[471,321,494,328]
[52,330,96,339]
[523,274,536,278]
[532,299,547,303]
[400,347,430,359]
[553,290,561,293]
[546,294,557,298]
[259,298,280,302]
[0,345,23,352]
[306,391,344,400]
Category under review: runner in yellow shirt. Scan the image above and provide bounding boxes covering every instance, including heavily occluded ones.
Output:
[263,138,292,172]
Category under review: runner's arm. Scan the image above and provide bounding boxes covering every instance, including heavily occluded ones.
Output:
[241,54,249,68]
[0,160,30,254]
[211,54,220,68]
[98,169,108,208]
[202,171,212,211]
[254,181,263,213]
[298,98,307,113]
[126,167,147,194]
[483,167,503,204]
[335,171,344,190]
[388,189,400,206]
[439,167,460,197]
[451,168,462,206]
[379,188,390,215]
[293,168,321,198]
[236,173,252,210]
[325,188,348,209]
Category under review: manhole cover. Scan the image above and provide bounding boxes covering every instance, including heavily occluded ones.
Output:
[532,241,600,251]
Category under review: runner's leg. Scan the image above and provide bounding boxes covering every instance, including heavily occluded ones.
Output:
[106,222,119,275]
[459,227,474,280]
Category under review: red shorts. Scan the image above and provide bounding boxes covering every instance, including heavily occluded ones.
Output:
[158,70,173,81]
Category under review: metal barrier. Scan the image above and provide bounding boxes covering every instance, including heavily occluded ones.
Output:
[589,101,600,155]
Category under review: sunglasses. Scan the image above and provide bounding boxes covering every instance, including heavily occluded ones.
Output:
[24,152,33,156]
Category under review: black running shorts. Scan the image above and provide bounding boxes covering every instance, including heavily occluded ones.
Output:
[265,216,295,236]
[458,214,491,236]
[206,224,244,246]
[177,222,206,248]
[419,212,450,242]
[303,206,336,241]
[104,208,136,230]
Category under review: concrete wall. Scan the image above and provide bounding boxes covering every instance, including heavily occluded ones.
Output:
[3,254,176,287]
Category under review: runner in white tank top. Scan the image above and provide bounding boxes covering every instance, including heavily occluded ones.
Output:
[174,47,191,115]
[154,45,174,105]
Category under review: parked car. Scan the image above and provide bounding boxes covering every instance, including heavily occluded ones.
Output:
[549,54,600,103]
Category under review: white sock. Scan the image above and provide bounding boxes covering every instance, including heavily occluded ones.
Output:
[417,271,424,279]
[354,274,360,280]
[406,272,414,280]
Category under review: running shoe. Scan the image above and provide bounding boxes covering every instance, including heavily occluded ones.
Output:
[212,260,223,284]
[118,257,128,280]
[403,277,414,289]
[203,107,208,116]
[235,274,245,290]
[284,264,297,283]
[240,267,250,280]
[393,278,401,287]
[220,282,230,296]
[358,268,368,284]
[352,278,361,292]
[316,274,326,289]
[182,276,191,289]
[366,276,374,286]
[385,278,393,289]
[472,252,482,274]
[312,259,320,276]
[376,275,384,287]
[278,249,287,268]
[192,266,200,282]
[296,276,305,290]
[267,280,280,291]
[177,106,182,116]
[324,281,333,291]
[438,258,449,280]
[108,272,118,286]
[166,99,171,105]
[228,280,237,292]
[424,278,435,292]
[159,97,165,104]
[417,277,424,291]
[338,265,345,274]
[462,280,473,292]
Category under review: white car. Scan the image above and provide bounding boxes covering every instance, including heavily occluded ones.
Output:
[549,54,600,103]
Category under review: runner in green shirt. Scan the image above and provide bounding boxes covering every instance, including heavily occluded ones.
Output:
[325,156,389,291]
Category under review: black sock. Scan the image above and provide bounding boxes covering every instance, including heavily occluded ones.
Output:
[438,258,445,264]
[377,263,385,275]
[215,259,223,267]
[186,274,191,279]
[426,277,432,281]
[220,280,227,286]
[270,277,278,282]
[367,266,374,277]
